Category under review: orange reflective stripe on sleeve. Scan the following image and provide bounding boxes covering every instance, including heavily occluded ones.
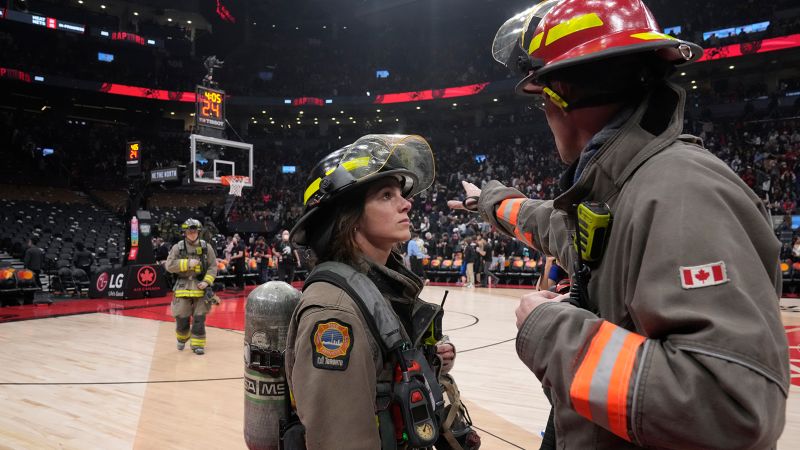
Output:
[569,321,645,442]
[497,198,525,226]
[513,226,534,248]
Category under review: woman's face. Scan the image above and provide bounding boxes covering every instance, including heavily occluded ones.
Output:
[357,178,413,249]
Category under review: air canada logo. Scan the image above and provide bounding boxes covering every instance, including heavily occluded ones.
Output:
[96,272,109,291]
[137,266,157,287]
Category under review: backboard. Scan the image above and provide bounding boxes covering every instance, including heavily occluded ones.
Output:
[190,134,253,187]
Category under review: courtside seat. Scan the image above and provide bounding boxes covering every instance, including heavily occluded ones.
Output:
[427,257,443,281]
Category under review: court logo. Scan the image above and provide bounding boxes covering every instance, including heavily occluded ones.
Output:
[137,266,157,287]
[96,272,109,291]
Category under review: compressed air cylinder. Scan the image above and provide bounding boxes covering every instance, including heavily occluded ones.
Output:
[244,281,301,450]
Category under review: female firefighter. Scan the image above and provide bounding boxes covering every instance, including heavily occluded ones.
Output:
[284,135,478,450]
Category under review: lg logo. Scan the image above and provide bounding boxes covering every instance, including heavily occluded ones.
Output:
[109,274,125,289]
[96,273,109,291]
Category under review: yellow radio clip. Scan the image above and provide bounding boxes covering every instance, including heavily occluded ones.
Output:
[574,202,612,264]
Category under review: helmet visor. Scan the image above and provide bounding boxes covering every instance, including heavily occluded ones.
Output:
[303,134,435,205]
[492,0,559,74]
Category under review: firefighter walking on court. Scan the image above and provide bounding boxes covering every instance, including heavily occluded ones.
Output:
[165,218,219,355]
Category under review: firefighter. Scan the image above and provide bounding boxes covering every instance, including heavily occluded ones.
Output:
[165,218,219,355]
[449,0,789,448]
[285,135,477,449]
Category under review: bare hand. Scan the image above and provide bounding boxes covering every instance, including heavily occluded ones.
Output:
[197,282,208,290]
[437,343,456,374]
[447,181,482,211]
[516,291,568,329]
[188,259,199,268]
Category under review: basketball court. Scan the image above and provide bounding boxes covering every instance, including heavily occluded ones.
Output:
[2,286,799,450]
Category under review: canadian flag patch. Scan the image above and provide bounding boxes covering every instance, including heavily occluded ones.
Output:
[680,261,729,289]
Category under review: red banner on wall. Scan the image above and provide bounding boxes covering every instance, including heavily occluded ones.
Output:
[698,33,800,62]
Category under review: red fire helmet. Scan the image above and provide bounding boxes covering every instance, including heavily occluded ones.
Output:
[493,0,703,95]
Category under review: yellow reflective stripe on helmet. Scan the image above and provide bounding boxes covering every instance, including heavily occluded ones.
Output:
[340,156,371,171]
[302,156,373,204]
[543,87,569,109]
[631,31,677,41]
[203,274,215,284]
[175,289,205,297]
[528,31,545,54]
[545,13,604,46]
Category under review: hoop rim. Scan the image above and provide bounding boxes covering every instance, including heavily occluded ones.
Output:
[220,175,251,186]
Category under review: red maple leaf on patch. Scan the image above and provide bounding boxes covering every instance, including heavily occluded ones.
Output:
[695,270,710,282]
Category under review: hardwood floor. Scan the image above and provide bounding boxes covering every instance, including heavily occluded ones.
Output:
[1,287,798,449]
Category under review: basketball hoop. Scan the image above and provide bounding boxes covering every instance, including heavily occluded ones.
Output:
[220,175,249,197]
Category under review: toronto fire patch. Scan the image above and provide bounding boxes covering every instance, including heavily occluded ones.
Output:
[311,319,353,371]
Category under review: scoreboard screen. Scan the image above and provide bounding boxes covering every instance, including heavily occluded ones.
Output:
[196,86,225,130]
[126,141,142,176]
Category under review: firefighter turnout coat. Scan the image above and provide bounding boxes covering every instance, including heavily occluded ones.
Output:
[477,81,789,449]
[165,238,218,297]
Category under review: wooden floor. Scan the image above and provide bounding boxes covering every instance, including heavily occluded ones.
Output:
[1,287,799,450]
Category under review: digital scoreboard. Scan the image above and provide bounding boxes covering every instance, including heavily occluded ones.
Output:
[195,86,225,130]
[126,141,141,176]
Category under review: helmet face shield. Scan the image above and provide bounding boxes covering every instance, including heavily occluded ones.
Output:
[491,0,559,75]
[303,134,435,206]
[293,134,435,248]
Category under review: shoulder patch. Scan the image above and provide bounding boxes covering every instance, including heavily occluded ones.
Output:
[311,319,354,371]
[680,261,729,289]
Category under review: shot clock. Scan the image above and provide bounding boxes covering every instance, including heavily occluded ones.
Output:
[126,141,142,177]
[195,85,225,130]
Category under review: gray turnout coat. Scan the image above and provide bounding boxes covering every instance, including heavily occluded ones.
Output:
[478,81,789,449]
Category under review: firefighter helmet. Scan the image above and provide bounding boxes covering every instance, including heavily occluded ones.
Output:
[182,218,202,231]
[290,134,435,249]
[492,0,703,95]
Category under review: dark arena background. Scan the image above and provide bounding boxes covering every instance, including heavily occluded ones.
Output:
[0,0,799,448]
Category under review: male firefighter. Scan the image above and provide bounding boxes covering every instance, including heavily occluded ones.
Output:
[165,218,219,355]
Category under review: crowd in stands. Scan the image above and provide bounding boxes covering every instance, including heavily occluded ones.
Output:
[1,0,800,292]
[1,0,799,98]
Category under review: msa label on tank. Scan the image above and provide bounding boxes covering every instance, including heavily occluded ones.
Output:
[244,369,286,402]
[311,319,353,371]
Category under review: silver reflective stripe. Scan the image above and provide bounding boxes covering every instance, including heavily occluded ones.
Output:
[588,326,630,429]
[501,199,516,223]
[629,339,652,446]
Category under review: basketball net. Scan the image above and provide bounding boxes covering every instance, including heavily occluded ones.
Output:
[221,176,249,218]
[221,175,248,197]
